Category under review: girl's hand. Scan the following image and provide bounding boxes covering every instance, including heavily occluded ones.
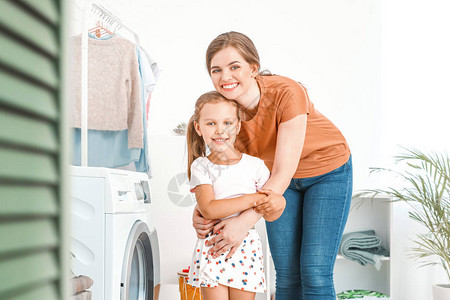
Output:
[206,214,253,260]
[192,205,219,239]
[254,189,286,221]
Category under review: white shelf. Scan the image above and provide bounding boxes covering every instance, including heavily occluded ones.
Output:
[336,254,390,261]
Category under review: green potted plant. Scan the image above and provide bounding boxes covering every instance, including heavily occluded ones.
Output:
[355,148,450,300]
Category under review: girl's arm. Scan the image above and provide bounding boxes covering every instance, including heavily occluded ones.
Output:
[194,184,265,220]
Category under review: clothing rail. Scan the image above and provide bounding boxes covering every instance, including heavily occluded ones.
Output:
[91,3,141,45]
[80,0,140,166]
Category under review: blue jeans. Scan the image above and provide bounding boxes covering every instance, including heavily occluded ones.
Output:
[266,156,353,300]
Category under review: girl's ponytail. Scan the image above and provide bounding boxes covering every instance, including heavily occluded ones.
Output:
[186,115,206,180]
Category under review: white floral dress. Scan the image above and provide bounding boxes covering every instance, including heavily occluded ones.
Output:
[186,229,266,293]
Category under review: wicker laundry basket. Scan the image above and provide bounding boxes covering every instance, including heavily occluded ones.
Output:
[178,271,203,300]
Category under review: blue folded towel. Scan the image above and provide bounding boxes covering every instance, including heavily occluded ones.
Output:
[339,230,389,270]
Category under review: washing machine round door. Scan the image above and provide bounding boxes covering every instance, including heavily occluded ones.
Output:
[121,221,154,300]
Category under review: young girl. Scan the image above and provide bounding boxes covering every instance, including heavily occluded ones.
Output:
[185,91,274,300]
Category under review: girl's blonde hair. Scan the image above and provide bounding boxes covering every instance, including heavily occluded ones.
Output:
[187,91,240,179]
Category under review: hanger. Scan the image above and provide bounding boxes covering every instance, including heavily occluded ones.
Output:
[88,20,114,38]
[88,4,115,38]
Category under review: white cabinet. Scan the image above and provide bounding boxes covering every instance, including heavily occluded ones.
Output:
[334,196,392,296]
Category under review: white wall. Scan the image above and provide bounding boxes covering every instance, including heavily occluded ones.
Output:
[381,0,450,159]
[69,0,449,298]
[144,0,383,192]
[381,0,450,299]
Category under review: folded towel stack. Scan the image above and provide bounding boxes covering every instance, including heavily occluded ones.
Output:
[72,275,94,300]
[338,230,389,270]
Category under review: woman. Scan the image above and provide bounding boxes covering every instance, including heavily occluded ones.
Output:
[192,31,353,299]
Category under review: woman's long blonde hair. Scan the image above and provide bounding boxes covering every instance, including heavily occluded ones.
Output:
[186,91,240,180]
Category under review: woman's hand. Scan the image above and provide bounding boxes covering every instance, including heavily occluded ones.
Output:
[254,189,286,221]
[192,205,219,239]
[206,209,258,259]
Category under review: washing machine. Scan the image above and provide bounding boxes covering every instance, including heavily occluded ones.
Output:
[70,166,160,300]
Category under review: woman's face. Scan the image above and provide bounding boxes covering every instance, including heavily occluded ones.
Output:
[210,46,258,103]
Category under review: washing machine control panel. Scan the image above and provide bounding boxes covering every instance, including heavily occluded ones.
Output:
[106,171,152,213]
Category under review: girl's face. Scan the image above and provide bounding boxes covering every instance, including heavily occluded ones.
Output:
[194,101,241,155]
[210,46,258,103]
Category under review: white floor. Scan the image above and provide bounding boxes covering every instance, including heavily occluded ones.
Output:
[158,284,180,300]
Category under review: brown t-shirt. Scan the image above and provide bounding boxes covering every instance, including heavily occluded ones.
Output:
[235,75,350,178]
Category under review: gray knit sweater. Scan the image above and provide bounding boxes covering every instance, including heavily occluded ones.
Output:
[71,34,143,148]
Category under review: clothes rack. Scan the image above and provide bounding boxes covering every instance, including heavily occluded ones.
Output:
[80,0,140,166]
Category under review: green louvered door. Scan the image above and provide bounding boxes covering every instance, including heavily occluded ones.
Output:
[0,0,67,299]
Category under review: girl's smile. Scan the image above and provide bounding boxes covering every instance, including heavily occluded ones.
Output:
[211,137,228,144]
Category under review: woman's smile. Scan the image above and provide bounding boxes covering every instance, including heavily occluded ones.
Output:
[222,82,239,91]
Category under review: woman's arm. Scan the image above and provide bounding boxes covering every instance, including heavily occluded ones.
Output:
[192,205,220,239]
[254,114,307,220]
[195,184,266,220]
[206,208,263,259]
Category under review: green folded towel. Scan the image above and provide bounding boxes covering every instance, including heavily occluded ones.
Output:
[337,289,389,299]
[339,230,389,270]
